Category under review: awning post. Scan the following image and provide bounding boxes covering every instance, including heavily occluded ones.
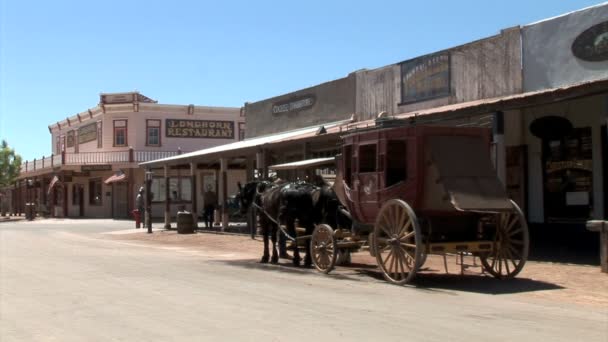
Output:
[190,162,198,227]
[220,158,228,232]
[164,165,171,229]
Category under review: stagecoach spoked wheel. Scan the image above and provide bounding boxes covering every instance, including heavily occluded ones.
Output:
[480,200,530,279]
[373,199,422,285]
[311,224,338,274]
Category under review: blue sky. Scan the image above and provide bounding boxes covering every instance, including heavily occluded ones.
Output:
[0,0,603,160]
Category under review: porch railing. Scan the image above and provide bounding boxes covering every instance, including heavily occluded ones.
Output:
[19,149,184,175]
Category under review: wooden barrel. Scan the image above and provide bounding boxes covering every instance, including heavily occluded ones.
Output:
[177,210,194,234]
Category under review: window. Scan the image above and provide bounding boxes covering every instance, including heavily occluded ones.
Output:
[89,178,103,205]
[113,120,127,147]
[386,140,407,187]
[343,145,352,186]
[146,120,161,146]
[150,177,192,203]
[359,144,377,173]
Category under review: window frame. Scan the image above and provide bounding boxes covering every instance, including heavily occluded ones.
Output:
[146,119,161,147]
[358,143,378,173]
[113,120,128,147]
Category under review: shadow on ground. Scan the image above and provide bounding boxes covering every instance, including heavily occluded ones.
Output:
[214,258,563,295]
[529,223,600,265]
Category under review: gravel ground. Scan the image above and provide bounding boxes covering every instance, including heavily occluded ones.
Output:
[103,229,608,308]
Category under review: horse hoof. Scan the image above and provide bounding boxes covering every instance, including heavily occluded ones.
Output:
[271,256,279,264]
[260,256,269,263]
[292,258,301,267]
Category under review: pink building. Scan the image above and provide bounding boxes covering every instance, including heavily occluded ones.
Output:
[13,92,246,219]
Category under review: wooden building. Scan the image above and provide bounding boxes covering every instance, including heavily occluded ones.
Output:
[9,92,246,219]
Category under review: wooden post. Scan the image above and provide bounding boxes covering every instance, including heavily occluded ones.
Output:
[493,111,506,187]
[246,155,255,181]
[62,173,67,218]
[164,165,171,229]
[220,158,228,232]
[190,162,198,226]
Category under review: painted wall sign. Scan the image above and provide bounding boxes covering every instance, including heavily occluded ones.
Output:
[165,119,234,139]
[78,122,98,144]
[81,165,112,171]
[271,95,315,115]
[400,53,450,104]
[571,20,608,62]
[66,130,75,148]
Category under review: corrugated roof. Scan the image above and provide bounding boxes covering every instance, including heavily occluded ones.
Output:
[269,157,335,170]
[139,118,354,167]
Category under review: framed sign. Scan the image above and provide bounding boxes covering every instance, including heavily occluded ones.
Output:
[78,122,98,144]
[400,53,450,104]
[572,20,608,62]
[166,119,234,139]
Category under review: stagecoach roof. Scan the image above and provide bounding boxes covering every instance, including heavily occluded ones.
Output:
[139,118,353,167]
[269,157,335,170]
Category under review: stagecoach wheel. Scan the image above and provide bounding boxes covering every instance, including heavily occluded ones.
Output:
[310,224,338,274]
[373,199,422,285]
[480,200,529,279]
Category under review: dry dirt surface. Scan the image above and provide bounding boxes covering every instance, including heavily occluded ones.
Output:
[103,229,608,308]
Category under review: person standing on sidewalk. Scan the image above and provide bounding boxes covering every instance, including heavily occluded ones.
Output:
[202,184,218,228]
[136,187,145,229]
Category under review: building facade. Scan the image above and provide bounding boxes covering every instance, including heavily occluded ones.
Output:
[11,92,246,219]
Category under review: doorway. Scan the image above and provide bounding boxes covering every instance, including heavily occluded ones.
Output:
[113,182,129,218]
[73,184,84,217]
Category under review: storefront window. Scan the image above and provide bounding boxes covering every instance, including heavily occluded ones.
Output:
[543,127,593,222]
[151,177,192,202]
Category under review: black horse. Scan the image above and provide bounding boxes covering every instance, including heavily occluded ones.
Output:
[237,181,280,263]
[237,180,336,267]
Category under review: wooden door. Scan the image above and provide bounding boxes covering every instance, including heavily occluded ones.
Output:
[113,183,129,218]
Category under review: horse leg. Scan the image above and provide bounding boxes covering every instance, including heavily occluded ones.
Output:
[303,223,313,268]
[260,223,270,263]
[270,224,279,264]
[288,219,301,266]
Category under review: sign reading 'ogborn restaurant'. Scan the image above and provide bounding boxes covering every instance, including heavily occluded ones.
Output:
[165,119,234,139]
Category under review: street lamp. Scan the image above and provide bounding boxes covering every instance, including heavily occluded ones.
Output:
[145,170,153,234]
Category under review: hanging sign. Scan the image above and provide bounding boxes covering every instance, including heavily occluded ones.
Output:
[571,20,608,62]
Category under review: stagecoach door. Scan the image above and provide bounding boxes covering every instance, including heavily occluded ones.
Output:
[353,143,380,222]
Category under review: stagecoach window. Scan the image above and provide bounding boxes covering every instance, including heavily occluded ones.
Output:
[386,140,407,186]
[359,144,377,173]
[344,145,352,186]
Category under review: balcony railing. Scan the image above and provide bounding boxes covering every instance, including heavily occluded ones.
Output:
[19,149,184,175]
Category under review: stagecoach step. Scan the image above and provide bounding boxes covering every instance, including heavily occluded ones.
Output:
[336,241,360,249]
[427,241,493,254]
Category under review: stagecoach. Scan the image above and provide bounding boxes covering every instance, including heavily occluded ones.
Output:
[309,119,529,284]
